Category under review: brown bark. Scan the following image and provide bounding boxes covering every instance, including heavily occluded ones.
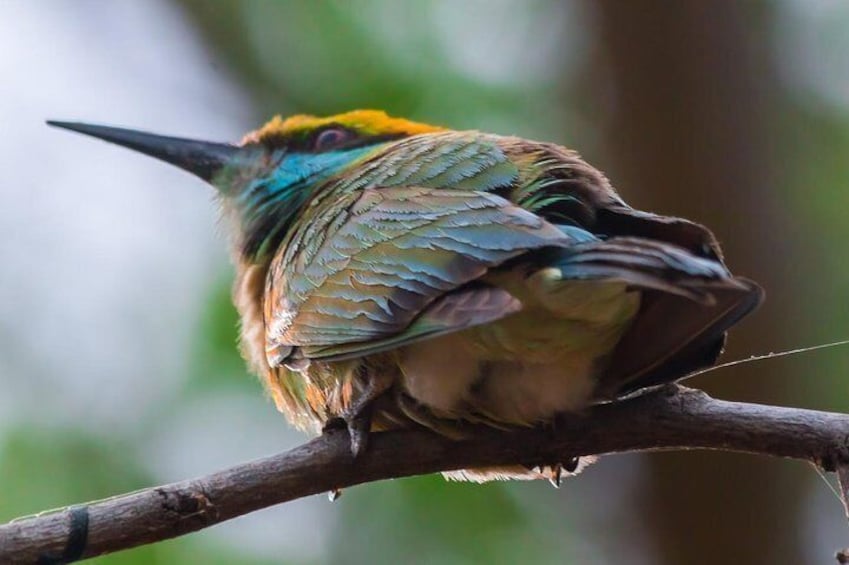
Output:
[2,387,848,564]
[589,2,805,563]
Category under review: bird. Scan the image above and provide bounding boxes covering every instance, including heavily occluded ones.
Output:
[48,110,763,483]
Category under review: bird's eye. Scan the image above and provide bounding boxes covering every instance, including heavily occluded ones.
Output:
[312,127,353,151]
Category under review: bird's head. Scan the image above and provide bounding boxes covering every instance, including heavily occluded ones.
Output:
[48,110,445,262]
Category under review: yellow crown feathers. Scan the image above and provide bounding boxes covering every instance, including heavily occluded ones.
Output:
[243,110,445,145]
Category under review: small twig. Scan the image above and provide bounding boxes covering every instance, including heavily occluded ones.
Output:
[835,465,849,563]
[2,386,849,563]
[837,465,849,521]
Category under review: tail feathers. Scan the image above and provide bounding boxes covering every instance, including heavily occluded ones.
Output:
[595,205,724,262]
[550,236,764,397]
[555,236,731,302]
[598,279,763,397]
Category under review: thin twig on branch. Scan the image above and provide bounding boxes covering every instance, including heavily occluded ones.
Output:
[2,385,849,564]
[835,465,849,563]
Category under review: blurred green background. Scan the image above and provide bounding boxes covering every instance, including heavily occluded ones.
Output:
[2,0,849,563]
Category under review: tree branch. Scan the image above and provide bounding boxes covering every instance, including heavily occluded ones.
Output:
[2,386,849,563]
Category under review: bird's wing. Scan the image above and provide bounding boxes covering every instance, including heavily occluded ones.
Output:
[264,187,572,365]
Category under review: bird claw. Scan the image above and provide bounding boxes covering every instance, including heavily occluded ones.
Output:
[339,375,393,458]
[322,413,371,457]
[546,463,563,488]
[324,375,392,458]
[328,489,343,502]
[522,462,562,486]
[347,410,371,458]
[526,457,581,487]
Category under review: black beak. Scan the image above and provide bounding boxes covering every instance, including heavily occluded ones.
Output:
[46,121,239,182]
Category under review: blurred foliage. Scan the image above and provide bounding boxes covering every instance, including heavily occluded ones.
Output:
[330,476,524,564]
[780,109,849,410]
[184,271,251,394]
[0,380,286,565]
[177,0,578,138]
[0,429,148,520]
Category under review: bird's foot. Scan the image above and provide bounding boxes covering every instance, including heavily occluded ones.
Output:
[526,418,581,487]
[346,405,373,459]
[340,373,394,458]
[526,456,583,488]
[543,463,563,488]
[321,411,372,458]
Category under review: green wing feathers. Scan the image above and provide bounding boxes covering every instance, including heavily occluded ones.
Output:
[304,286,522,361]
[264,187,571,365]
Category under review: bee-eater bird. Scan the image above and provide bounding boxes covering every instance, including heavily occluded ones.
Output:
[48,111,762,482]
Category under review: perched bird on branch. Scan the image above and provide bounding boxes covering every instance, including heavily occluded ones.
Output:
[48,110,762,482]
